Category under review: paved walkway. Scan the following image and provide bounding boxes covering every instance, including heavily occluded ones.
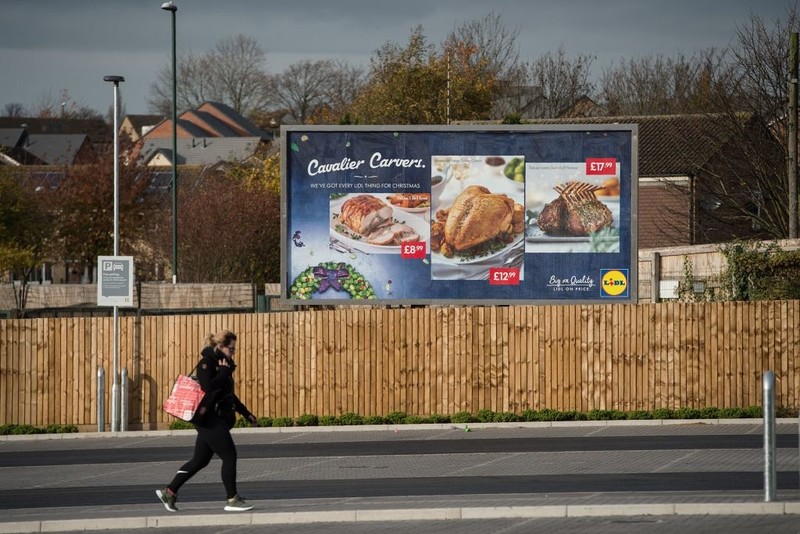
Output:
[1,419,798,533]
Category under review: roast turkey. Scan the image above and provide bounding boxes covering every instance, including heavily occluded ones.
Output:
[431,185,523,256]
[537,181,613,236]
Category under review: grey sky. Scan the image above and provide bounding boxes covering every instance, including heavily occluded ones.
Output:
[0,0,793,117]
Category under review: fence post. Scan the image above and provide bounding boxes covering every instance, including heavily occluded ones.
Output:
[650,252,661,303]
[97,367,105,433]
[764,370,776,502]
[120,368,128,432]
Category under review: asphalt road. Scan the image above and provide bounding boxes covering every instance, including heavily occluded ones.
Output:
[1,422,799,533]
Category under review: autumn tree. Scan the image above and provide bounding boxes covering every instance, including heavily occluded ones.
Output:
[0,170,52,314]
[147,170,280,284]
[148,34,271,117]
[44,147,155,281]
[350,26,495,124]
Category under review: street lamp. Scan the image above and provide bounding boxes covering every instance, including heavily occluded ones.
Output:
[161,1,178,283]
[102,74,124,432]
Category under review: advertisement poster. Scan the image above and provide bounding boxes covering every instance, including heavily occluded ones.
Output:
[282,126,637,304]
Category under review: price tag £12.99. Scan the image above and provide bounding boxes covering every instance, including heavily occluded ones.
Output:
[489,267,520,285]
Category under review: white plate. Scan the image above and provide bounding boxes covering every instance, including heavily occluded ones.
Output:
[526,198,619,243]
[330,200,430,255]
[385,194,431,214]
[431,233,524,266]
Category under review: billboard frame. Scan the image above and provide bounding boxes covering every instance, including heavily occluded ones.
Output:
[280,124,638,306]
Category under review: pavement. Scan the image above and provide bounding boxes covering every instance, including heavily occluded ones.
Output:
[1,419,799,533]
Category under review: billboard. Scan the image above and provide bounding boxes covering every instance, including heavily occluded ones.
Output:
[281,125,637,304]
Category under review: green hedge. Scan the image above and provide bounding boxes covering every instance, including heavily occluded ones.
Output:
[160,405,783,430]
[1,406,783,434]
[0,424,78,435]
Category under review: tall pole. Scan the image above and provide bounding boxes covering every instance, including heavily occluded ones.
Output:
[162,1,178,283]
[789,32,798,239]
[103,75,124,432]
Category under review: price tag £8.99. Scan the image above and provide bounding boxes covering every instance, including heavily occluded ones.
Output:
[401,242,426,259]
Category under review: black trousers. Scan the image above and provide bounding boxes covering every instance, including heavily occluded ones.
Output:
[167,416,238,499]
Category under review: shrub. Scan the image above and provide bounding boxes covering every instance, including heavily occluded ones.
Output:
[404,415,429,424]
[385,411,407,424]
[626,410,653,420]
[475,409,495,422]
[295,414,319,427]
[451,411,473,424]
[168,420,194,430]
[493,411,521,422]
[273,417,294,427]
[428,414,451,424]
[41,424,77,433]
[652,408,674,419]
[337,412,363,426]
[256,416,273,427]
[318,415,337,426]
[363,415,386,425]
[534,408,559,421]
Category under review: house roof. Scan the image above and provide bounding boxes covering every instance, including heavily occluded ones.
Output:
[0,128,25,148]
[138,137,262,166]
[0,117,109,145]
[515,113,753,176]
[140,102,269,142]
[179,110,241,137]
[124,114,164,131]
[23,134,91,165]
[196,101,267,138]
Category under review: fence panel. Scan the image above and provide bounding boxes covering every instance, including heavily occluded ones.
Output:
[1,302,800,428]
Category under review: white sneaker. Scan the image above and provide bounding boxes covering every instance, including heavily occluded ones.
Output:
[224,495,254,512]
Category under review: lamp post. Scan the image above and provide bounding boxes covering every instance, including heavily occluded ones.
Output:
[161,1,178,283]
[102,74,124,432]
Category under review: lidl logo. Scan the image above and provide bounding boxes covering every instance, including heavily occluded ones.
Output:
[600,269,629,298]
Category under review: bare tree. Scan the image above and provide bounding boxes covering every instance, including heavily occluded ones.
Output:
[599,50,733,115]
[148,34,270,118]
[3,103,26,117]
[443,12,521,80]
[517,46,596,118]
[269,60,337,124]
[696,5,800,239]
[443,12,526,120]
[30,89,102,120]
[635,6,800,242]
[317,60,366,123]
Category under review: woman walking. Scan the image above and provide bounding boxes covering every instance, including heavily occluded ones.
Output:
[156,330,258,512]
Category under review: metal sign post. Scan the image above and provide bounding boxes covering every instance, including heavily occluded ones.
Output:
[97,255,134,431]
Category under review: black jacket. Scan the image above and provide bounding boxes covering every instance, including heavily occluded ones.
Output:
[192,346,252,428]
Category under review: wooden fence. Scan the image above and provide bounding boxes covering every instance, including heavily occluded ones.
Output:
[1,301,798,429]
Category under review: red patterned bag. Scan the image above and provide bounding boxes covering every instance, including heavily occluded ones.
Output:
[163,370,204,422]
